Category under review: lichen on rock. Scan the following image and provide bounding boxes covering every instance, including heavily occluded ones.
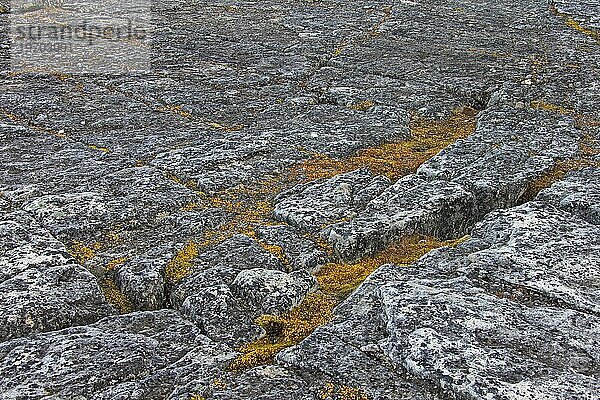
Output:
[0,0,599,398]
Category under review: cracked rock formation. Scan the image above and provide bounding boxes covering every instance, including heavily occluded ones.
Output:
[0,0,599,399]
[0,210,114,342]
[278,188,600,399]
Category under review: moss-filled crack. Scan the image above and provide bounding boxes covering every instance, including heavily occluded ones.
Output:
[299,107,479,181]
[319,383,370,400]
[228,235,469,371]
[523,101,600,201]
[160,104,481,368]
[66,228,134,313]
[549,2,600,43]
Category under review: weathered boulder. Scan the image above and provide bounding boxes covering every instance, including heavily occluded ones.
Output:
[0,211,73,281]
[170,234,285,308]
[22,192,114,240]
[179,284,263,346]
[0,263,115,343]
[231,268,316,315]
[0,211,114,342]
[114,256,166,311]
[0,126,127,205]
[0,310,235,400]
[274,169,391,232]
[255,224,327,272]
[20,166,200,244]
[464,202,600,314]
[107,208,230,311]
[151,139,295,193]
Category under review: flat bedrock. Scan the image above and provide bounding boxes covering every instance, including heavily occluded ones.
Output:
[0,0,599,398]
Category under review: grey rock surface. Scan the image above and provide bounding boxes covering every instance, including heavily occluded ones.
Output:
[278,176,600,400]
[180,284,263,347]
[255,224,327,272]
[537,167,600,225]
[232,268,316,315]
[206,366,314,400]
[0,211,114,342]
[0,0,599,398]
[115,257,167,311]
[274,169,391,232]
[329,175,477,260]
[0,310,235,400]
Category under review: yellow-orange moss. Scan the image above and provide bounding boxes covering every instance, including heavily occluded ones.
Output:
[362,5,392,39]
[228,293,337,371]
[316,235,470,296]
[181,202,199,211]
[243,229,290,267]
[192,173,300,226]
[157,104,192,119]
[258,241,288,265]
[530,100,599,128]
[202,189,275,226]
[229,235,469,372]
[165,177,291,281]
[0,108,18,122]
[348,100,376,112]
[103,227,124,246]
[530,100,576,117]
[169,173,304,281]
[156,103,246,132]
[522,132,599,201]
[549,3,600,43]
[106,257,128,271]
[206,121,245,132]
[320,383,370,400]
[68,241,102,264]
[522,158,599,201]
[565,17,600,42]
[166,173,198,191]
[165,241,199,283]
[100,277,133,314]
[168,106,477,282]
[300,107,478,181]
[211,378,227,389]
[88,144,110,153]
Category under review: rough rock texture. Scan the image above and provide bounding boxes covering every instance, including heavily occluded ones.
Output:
[255,225,327,272]
[204,366,315,400]
[277,179,600,399]
[0,310,236,400]
[329,175,477,259]
[179,284,263,347]
[171,235,317,346]
[0,0,599,398]
[232,269,316,315]
[327,83,587,260]
[537,167,600,225]
[170,234,285,308]
[274,169,391,232]
[0,210,114,342]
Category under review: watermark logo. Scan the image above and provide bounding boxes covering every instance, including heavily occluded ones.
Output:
[8,0,152,74]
